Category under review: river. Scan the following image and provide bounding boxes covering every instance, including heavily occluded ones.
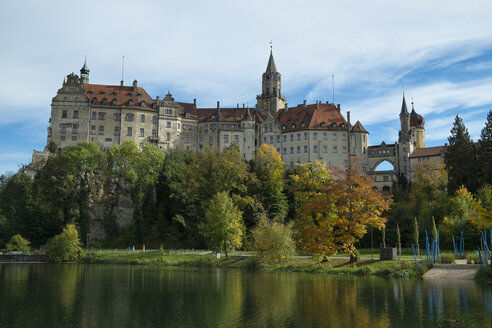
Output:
[0,264,491,327]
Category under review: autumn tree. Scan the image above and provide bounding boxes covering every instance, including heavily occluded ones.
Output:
[252,214,295,264]
[200,191,244,258]
[252,144,288,221]
[291,161,389,259]
[444,115,479,193]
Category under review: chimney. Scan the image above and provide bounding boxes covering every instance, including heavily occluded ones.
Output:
[243,103,245,108]
[237,103,239,108]
[120,80,124,87]
[316,101,319,110]
[132,80,137,92]
[347,111,351,125]
[285,103,288,113]
[326,101,329,104]
[303,100,307,109]
[337,104,341,111]
[217,101,220,109]
[193,98,197,106]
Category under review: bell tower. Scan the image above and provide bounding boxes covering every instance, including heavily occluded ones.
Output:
[256,50,286,116]
[80,59,90,84]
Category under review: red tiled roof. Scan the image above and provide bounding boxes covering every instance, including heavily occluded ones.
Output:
[83,84,156,111]
[277,103,347,132]
[196,107,254,122]
[409,146,446,158]
[351,120,368,133]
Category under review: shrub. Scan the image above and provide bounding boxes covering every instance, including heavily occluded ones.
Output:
[45,224,83,262]
[466,253,479,264]
[6,234,31,254]
[252,215,296,264]
[438,253,456,264]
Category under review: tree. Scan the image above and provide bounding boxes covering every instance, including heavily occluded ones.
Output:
[413,218,419,245]
[478,110,492,186]
[431,217,438,241]
[6,234,31,254]
[444,115,479,193]
[252,214,296,264]
[252,144,288,221]
[412,160,447,201]
[200,191,244,258]
[396,224,401,245]
[469,185,492,230]
[45,224,83,262]
[291,161,389,259]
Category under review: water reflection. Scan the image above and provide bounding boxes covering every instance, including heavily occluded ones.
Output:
[0,264,491,327]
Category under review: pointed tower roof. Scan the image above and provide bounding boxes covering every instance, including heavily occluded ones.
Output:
[80,58,89,74]
[400,93,408,115]
[265,50,278,73]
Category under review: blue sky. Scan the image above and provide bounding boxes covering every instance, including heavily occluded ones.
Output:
[1,0,491,175]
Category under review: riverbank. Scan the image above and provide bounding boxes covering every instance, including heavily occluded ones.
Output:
[81,250,430,278]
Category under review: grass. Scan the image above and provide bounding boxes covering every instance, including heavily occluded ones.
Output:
[476,267,492,283]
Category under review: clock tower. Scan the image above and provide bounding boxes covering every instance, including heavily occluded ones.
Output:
[256,50,286,116]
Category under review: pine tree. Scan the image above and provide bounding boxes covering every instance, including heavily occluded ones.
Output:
[478,110,492,186]
[444,115,479,194]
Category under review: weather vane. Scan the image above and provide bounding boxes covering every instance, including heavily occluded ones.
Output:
[269,40,273,51]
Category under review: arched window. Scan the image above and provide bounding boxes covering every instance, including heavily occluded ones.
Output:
[102,98,107,105]
[140,101,145,108]
[112,99,117,106]
[92,97,98,105]
[128,100,133,107]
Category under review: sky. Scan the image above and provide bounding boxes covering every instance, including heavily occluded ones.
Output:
[1,0,491,175]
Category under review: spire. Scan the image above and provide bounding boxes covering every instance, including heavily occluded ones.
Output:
[265,50,277,73]
[80,58,90,84]
[411,99,417,115]
[400,93,408,115]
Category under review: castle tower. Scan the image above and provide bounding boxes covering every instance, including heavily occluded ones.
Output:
[410,101,425,148]
[256,50,286,116]
[80,59,90,84]
[398,94,410,144]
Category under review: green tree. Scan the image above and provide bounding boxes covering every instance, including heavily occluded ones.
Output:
[478,110,492,186]
[444,115,479,193]
[6,234,31,254]
[252,214,296,264]
[413,218,419,245]
[45,224,83,262]
[431,217,438,241]
[200,191,244,258]
[252,144,288,221]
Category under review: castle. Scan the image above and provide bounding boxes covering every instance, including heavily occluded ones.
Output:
[41,52,441,190]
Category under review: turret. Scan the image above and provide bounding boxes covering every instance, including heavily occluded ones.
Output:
[399,94,410,143]
[256,50,286,115]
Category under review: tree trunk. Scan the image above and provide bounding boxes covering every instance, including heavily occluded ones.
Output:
[224,242,228,259]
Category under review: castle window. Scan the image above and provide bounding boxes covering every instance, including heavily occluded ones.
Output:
[283,148,287,155]
[313,132,318,140]
[75,97,79,102]
[114,127,120,136]
[342,146,347,153]
[363,135,366,142]
[102,98,108,105]
[114,113,121,121]
[234,135,239,143]
[99,126,104,135]
[321,122,326,127]
[363,147,366,154]
[304,132,308,140]
[199,137,203,145]
[152,103,157,110]
[332,123,337,128]
[313,145,318,153]
[112,99,117,106]
[140,128,144,137]
[277,148,280,153]
[270,136,274,143]
[224,135,229,143]
[126,114,134,121]
[301,122,305,127]
[73,111,78,119]
[128,100,133,107]
[91,126,96,135]
[184,135,189,144]
[297,146,301,153]
[403,147,406,152]
[290,134,294,141]
[72,124,78,134]
[152,129,156,138]
[323,145,327,153]
[269,125,273,132]
[333,133,337,141]
[277,136,281,143]
[283,135,287,142]
[140,115,145,123]
[72,136,77,141]
[264,126,268,132]
[127,127,132,136]
[297,133,301,141]
[290,147,294,154]
[61,124,66,134]
[273,87,276,95]
[98,112,106,120]
[204,124,208,131]
[140,101,145,108]
[166,121,171,128]
[291,124,295,129]
[341,123,345,128]
[282,125,286,130]
[62,110,67,118]
[304,145,308,153]
[263,137,267,143]
[92,97,98,105]
[266,87,269,94]
[209,136,213,145]
[152,116,157,124]
[333,146,337,153]
[342,133,346,141]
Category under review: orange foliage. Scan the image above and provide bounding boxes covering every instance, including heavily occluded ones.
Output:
[291,161,390,259]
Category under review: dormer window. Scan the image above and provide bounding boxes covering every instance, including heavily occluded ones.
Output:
[291,124,295,128]
[341,123,345,128]
[128,100,133,107]
[321,122,326,127]
[102,98,107,105]
[282,125,286,130]
[112,99,117,106]
[332,123,337,128]
[140,101,145,108]
[92,97,97,105]
[301,122,305,127]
